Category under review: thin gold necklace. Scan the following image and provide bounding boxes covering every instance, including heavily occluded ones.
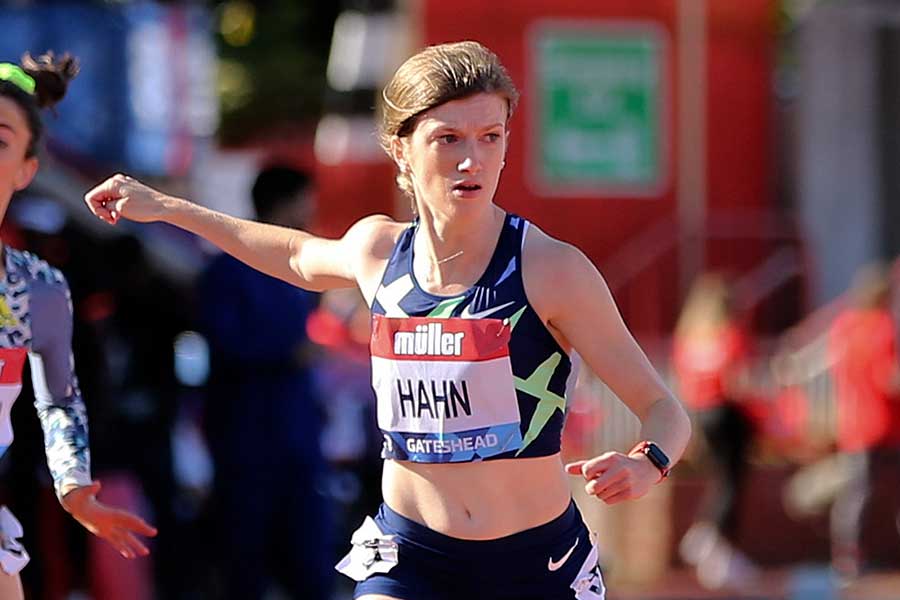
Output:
[434,249,464,265]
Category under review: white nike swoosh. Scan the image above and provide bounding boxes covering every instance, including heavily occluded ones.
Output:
[460,300,515,320]
[548,537,579,572]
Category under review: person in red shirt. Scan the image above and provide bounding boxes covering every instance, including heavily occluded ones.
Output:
[827,262,900,578]
[673,274,758,588]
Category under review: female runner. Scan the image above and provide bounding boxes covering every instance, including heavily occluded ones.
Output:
[0,52,157,599]
[83,41,690,599]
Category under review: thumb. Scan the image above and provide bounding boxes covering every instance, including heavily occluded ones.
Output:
[110,198,129,223]
[84,175,124,205]
[86,480,102,496]
[565,461,587,475]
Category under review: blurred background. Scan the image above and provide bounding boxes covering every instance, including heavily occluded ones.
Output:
[2,0,900,598]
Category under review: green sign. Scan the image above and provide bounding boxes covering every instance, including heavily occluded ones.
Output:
[532,25,665,195]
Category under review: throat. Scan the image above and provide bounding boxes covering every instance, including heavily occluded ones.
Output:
[417,265,473,296]
[412,208,506,294]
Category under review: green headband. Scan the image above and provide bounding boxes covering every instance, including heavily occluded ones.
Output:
[0,63,35,95]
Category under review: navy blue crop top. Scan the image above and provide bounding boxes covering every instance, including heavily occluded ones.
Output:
[369,213,575,462]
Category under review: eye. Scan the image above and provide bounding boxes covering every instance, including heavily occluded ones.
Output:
[437,134,458,144]
[483,133,502,143]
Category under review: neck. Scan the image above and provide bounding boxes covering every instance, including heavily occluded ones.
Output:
[413,202,504,289]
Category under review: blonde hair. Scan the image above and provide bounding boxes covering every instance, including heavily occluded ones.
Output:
[378,41,519,199]
[675,273,736,339]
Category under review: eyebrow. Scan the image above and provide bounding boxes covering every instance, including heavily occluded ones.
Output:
[431,122,505,132]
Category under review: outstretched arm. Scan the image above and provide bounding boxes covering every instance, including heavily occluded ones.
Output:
[84,174,377,292]
[30,274,156,558]
[525,229,691,504]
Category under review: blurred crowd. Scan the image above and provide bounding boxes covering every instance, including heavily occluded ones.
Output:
[669,263,900,590]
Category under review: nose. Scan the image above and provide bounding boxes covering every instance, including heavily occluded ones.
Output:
[457,146,482,174]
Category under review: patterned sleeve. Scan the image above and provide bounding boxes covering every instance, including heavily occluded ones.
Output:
[29,272,92,500]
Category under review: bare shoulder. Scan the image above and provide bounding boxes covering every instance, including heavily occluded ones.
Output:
[345,214,407,264]
[522,222,605,321]
[522,222,597,282]
[343,214,408,300]
[346,213,405,246]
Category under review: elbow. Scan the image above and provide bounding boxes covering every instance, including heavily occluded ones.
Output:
[666,393,692,442]
[680,404,693,446]
[658,393,692,448]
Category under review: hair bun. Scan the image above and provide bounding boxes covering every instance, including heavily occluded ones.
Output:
[20,51,79,109]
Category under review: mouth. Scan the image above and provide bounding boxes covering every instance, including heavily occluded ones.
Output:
[452,182,482,193]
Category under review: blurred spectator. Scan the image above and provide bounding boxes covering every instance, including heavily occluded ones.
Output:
[306,287,382,578]
[672,273,760,589]
[827,262,900,579]
[197,166,334,599]
[90,234,197,600]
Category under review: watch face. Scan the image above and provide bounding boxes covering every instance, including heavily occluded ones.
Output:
[646,443,670,468]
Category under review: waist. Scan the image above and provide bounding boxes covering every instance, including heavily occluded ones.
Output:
[376,497,580,552]
[382,454,571,539]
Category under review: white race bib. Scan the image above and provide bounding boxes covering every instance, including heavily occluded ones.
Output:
[370,315,522,462]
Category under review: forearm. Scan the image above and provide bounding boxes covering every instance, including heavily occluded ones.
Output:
[161,195,318,288]
[37,402,92,500]
[86,176,367,290]
[635,395,692,465]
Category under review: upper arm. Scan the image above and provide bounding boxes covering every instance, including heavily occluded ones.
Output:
[29,277,80,404]
[524,231,673,420]
[28,273,92,497]
[289,214,401,296]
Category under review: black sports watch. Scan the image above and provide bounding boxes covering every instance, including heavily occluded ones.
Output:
[630,440,671,481]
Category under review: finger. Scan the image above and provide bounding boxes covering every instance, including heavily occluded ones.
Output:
[115,511,158,537]
[593,478,630,502]
[120,530,150,557]
[110,197,130,224]
[83,188,119,224]
[565,461,587,475]
[84,175,127,206]
[85,176,134,224]
[580,452,620,480]
[83,191,113,221]
[106,533,135,559]
[585,467,627,496]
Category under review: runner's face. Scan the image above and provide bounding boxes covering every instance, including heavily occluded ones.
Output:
[0,97,38,215]
[399,93,508,215]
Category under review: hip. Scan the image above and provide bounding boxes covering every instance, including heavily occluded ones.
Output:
[339,499,605,600]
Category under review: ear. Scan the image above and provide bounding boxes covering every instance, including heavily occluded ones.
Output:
[503,128,511,163]
[390,136,408,172]
[14,156,38,192]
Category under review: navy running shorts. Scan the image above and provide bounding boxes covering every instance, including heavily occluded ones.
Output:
[336,500,605,600]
